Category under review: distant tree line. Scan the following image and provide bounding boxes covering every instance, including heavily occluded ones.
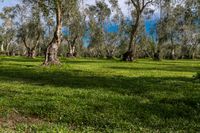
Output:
[0,0,200,65]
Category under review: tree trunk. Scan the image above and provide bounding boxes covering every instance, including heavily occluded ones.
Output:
[66,35,78,57]
[0,43,5,55]
[22,35,39,58]
[192,52,195,59]
[170,36,176,60]
[43,0,62,65]
[153,50,161,61]
[171,48,175,60]
[27,48,36,58]
[6,42,11,56]
[0,44,4,52]
[69,45,73,56]
[67,44,76,57]
[122,12,140,61]
[153,43,161,61]
[106,49,115,59]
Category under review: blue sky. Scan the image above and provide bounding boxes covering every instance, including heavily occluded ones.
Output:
[0,0,158,46]
[0,0,19,11]
[0,0,129,14]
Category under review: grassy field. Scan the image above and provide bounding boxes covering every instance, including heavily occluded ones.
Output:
[0,56,200,132]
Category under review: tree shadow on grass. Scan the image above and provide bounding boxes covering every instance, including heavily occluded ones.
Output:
[0,84,199,131]
[0,64,197,95]
[0,62,200,131]
[0,56,43,63]
[0,56,116,64]
[108,66,200,73]
[61,59,113,64]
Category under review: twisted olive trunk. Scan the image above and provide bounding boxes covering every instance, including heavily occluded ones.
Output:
[67,35,78,57]
[67,44,76,57]
[122,0,152,61]
[0,43,4,52]
[43,0,62,65]
[26,48,36,58]
[122,12,140,61]
[22,33,40,58]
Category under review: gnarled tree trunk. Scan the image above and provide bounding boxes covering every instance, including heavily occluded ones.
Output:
[43,0,62,65]
[122,15,140,61]
[153,49,161,61]
[122,0,152,61]
[171,47,175,60]
[22,33,40,58]
[0,43,5,55]
[0,44,4,52]
[192,52,195,59]
[6,42,11,56]
[67,44,76,57]
[66,35,78,57]
[26,48,36,58]
[153,43,161,61]
[169,36,176,60]
[106,48,115,59]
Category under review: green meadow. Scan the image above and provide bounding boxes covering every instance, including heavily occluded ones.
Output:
[0,56,200,132]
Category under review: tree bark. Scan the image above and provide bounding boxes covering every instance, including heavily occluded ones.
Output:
[67,44,76,57]
[66,35,78,57]
[170,35,176,60]
[153,42,161,61]
[122,0,153,61]
[43,0,62,65]
[171,48,175,60]
[192,52,195,59]
[153,50,161,61]
[0,44,4,52]
[0,43,5,55]
[26,48,36,58]
[122,12,140,61]
[22,34,40,58]
[6,42,11,56]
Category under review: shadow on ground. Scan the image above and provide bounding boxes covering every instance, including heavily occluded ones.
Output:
[108,66,200,73]
[0,58,200,131]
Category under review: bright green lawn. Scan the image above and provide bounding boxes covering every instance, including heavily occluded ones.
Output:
[0,56,200,132]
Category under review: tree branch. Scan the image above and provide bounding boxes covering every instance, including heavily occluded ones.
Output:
[141,0,153,12]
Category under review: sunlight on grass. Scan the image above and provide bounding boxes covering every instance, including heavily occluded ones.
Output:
[0,56,200,132]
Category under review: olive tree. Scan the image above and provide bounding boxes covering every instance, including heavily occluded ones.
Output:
[0,7,16,55]
[121,0,154,61]
[23,0,81,65]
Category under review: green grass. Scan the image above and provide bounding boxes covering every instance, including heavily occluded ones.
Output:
[0,56,200,132]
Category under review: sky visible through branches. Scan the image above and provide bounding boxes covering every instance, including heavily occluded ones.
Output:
[0,0,158,46]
